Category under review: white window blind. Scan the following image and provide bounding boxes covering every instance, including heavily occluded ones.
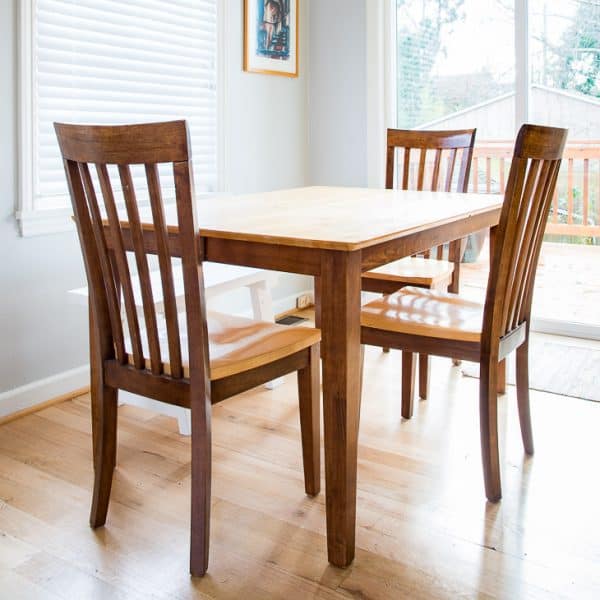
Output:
[28,0,217,215]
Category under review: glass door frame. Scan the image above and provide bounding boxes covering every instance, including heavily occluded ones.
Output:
[381,0,600,340]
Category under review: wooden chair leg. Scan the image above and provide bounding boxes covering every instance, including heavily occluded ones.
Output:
[479,361,502,502]
[89,304,118,529]
[382,294,391,353]
[515,342,534,455]
[418,353,430,400]
[358,344,365,400]
[190,393,212,577]
[89,383,118,528]
[314,276,322,329]
[497,358,507,395]
[401,352,416,419]
[298,345,321,496]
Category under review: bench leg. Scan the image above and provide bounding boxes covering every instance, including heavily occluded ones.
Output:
[178,409,192,436]
[249,280,283,389]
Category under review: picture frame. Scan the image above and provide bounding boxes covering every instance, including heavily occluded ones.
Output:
[244,0,298,77]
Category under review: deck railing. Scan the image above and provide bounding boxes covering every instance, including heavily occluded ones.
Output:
[471,141,600,239]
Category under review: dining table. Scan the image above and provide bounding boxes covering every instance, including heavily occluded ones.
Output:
[160,185,504,568]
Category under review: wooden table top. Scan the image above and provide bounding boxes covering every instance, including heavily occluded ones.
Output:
[158,186,503,251]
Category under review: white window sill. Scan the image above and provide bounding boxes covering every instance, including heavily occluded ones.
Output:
[16,208,75,237]
[15,193,227,238]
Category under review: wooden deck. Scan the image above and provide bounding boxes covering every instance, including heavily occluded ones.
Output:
[461,240,600,327]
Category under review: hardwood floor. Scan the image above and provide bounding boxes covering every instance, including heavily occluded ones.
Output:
[1,341,599,599]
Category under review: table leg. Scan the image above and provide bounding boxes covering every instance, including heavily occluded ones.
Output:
[320,250,362,567]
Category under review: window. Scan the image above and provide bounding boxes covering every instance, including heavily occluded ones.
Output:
[392,0,600,135]
[18,0,219,236]
[389,0,600,336]
[394,0,515,137]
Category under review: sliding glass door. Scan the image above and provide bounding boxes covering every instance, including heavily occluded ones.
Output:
[393,0,600,338]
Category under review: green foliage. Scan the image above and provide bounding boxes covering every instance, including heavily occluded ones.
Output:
[542,1,600,97]
[396,0,465,127]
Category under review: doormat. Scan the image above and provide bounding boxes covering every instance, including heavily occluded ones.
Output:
[461,340,600,402]
[276,315,308,326]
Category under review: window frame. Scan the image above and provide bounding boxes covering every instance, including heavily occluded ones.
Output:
[380,0,538,137]
[380,0,600,340]
[16,0,227,237]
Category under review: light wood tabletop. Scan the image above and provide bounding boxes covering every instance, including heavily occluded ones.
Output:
[157,186,502,251]
[139,185,504,568]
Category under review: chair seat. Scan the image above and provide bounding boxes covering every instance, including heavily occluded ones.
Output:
[361,286,483,342]
[128,312,321,381]
[362,256,454,288]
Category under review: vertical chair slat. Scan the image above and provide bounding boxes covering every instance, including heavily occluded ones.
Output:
[457,147,473,193]
[118,165,162,375]
[489,156,528,338]
[499,158,506,193]
[514,161,554,326]
[506,160,550,330]
[444,148,458,192]
[431,149,442,191]
[486,157,492,193]
[79,163,126,364]
[63,159,115,363]
[96,164,145,369]
[402,148,411,190]
[501,159,542,333]
[518,160,562,324]
[473,157,479,192]
[146,163,184,379]
[385,146,395,189]
[417,149,427,190]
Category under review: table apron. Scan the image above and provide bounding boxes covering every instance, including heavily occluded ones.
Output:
[203,237,323,276]
[360,208,501,272]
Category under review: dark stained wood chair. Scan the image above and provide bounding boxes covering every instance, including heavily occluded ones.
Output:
[361,128,476,403]
[361,124,568,501]
[54,120,322,576]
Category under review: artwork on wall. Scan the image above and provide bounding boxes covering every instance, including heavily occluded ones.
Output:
[244,0,298,77]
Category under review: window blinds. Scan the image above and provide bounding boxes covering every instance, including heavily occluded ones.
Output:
[33,0,218,209]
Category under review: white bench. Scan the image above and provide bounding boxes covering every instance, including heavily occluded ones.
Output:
[70,264,280,435]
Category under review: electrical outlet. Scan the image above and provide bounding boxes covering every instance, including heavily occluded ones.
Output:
[296,293,314,309]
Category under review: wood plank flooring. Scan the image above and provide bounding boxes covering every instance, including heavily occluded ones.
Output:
[1,342,599,599]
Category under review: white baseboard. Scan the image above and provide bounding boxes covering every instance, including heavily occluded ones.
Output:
[272,289,313,317]
[532,318,600,341]
[0,365,90,420]
[232,288,313,319]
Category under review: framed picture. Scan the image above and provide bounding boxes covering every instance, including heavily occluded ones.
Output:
[244,0,298,77]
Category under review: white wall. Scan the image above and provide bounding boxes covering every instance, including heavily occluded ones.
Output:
[0,0,89,397]
[214,0,311,317]
[0,0,311,402]
[308,0,368,187]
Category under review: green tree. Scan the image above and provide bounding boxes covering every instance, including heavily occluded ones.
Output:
[552,1,600,97]
[530,0,600,97]
[396,0,465,127]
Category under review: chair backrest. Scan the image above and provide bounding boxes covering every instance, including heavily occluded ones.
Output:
[55,121,210,392]
[482,124,568,352]
[386,128,477,265]
[385,128,476,193]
